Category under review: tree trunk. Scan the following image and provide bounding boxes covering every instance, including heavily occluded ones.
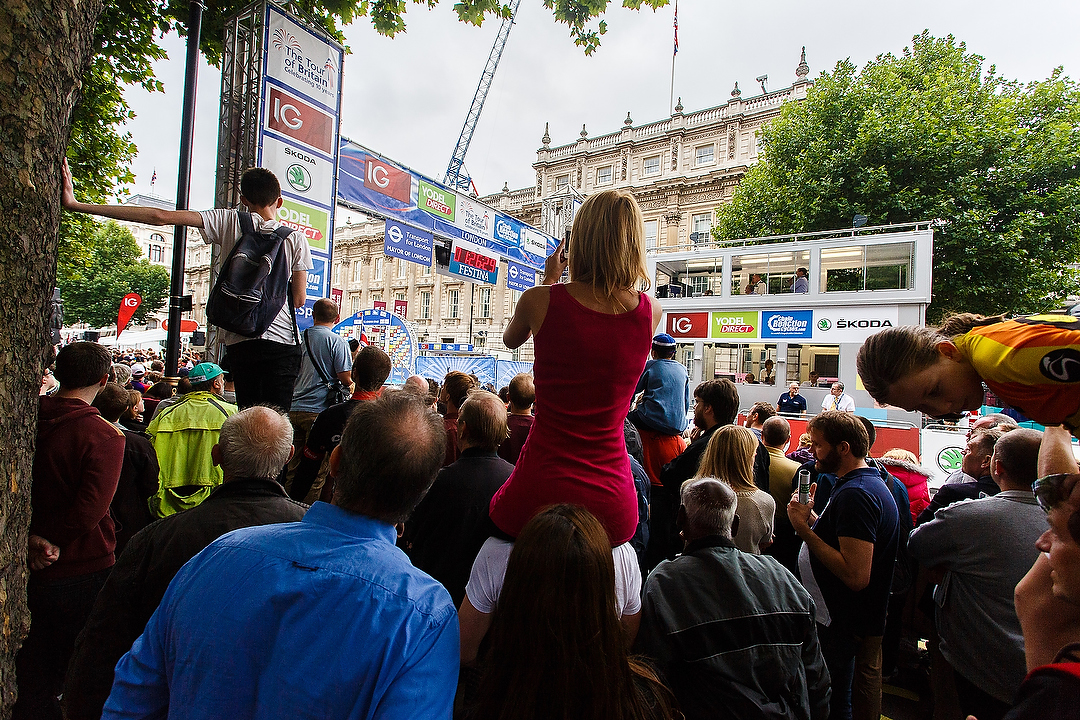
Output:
[0,0,103,715]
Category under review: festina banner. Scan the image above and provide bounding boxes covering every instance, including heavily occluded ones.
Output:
[117,293,142,339]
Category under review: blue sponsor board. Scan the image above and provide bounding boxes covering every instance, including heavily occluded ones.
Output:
[761,310,814,339]
[419,343,474,352]
[383,219,433,266]
[306,257,326,296]
[506,260,537,292]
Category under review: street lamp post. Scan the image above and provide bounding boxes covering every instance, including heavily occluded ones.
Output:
[165,0,205,377]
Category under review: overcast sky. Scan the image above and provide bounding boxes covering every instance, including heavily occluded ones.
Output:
[122,0,1080,214]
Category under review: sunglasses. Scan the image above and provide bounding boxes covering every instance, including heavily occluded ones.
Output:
[1033,473,1080,514]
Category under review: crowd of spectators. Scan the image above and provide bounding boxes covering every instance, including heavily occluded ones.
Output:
[20,191,1080,720]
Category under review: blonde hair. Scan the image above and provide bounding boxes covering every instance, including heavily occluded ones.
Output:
[695,425,758,493]
[568,189,650,308]
[882,448,918,464]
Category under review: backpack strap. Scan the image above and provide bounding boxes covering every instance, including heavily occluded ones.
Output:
[238,210,255,237]
[303,329,334,386]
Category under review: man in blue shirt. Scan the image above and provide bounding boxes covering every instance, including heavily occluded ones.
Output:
[103,391,458,720]
[628,333,690,487]
[778,382,808,415]
[787,411,899,720]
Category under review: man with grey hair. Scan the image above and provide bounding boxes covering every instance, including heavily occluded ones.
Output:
[909,428,1046,720]
[103,391,458,720]
[64,406,307,720]
[637,477,831,720]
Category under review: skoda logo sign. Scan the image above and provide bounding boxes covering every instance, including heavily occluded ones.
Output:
[817,318,832,331]
[286,164,312,192]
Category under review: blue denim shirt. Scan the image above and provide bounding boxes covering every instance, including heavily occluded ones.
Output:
[628,358,690,436]
[103,502,459,720]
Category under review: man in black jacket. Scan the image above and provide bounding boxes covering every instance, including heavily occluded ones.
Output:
[643,379,739,570]
[637,478,831,720]
[404,390,513,606]
[63,406,308,720]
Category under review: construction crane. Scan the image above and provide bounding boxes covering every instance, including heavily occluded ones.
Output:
[444,0,522,194]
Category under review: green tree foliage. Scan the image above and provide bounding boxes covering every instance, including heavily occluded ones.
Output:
[58,221,169,327]
[63,0,669,240]
[713,31,1080,321]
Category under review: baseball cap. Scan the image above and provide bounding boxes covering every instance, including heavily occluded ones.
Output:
[652,333,676,348]
[188,362,224,384]
[130,363,145,376]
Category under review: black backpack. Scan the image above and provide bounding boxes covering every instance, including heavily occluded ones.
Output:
[206,211,295,338]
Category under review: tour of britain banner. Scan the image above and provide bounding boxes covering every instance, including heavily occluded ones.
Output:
[337,138,559,282]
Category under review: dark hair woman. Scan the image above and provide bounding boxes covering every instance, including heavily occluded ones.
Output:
[473,505,679,720]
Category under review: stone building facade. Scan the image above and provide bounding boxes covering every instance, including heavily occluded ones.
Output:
[187,51,813,361]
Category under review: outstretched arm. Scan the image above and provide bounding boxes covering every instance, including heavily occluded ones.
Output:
[62,159,204,228]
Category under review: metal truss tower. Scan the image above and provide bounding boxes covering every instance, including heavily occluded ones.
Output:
[443,0,522,194]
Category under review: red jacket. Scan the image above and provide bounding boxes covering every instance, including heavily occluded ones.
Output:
[31,396,126,579]
[878,457,932,525]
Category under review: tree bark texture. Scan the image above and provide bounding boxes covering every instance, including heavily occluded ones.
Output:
[0,0,103,715]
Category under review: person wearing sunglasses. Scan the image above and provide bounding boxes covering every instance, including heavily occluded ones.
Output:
[1004,426,1080,719]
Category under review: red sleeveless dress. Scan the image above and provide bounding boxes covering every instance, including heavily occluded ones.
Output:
[488,284,653,545]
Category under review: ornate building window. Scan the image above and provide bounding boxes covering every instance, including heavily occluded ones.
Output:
[644,219,659,250]
[595,165,613,186]
[373,257,384,281]
[642,155,661,177]
[420,291,432,319]
[478,287,492,318]
[695,145,715,166]
[448,289,460,319]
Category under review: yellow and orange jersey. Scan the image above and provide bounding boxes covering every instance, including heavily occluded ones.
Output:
[953,314,1080,433]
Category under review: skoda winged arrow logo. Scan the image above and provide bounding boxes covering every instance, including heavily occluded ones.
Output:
[817,318,832,331]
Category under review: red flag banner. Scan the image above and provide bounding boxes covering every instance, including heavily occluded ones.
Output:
[117,293,142,339]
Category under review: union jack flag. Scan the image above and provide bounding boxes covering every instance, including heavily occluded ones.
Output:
[673,1,679,55]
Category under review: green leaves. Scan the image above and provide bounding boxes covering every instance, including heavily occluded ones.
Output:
[714,31,1080,321]
[57,221,169,328]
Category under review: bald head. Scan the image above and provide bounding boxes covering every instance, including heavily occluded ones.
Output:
[403,375,429,394]
[215,406,294,480]
[990,428,1043,491]
[458,390,509,451]
[761,416,792,449]
[679,477,738,542]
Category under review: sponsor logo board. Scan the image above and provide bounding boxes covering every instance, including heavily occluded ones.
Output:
[711,311,759,339]
[418,179,456,222]
[277,198,329,250]
[261,134,334,206]
[506,261,536,293]
[762,310,813,339]
[667,312,709,339]
[364,157,412,204]
[522,227,548,258]
[383,219,434,267]
[306,257,326,295]
[448,237,499,285]
[812,306,899,342]
[266,9,340,106]
[457,196,493,240]
[265,86,334,154]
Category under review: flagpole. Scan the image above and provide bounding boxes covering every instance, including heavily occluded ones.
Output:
[669,0,678,114]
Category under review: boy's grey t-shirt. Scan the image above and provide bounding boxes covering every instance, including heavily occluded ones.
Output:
[198,208,314,346]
